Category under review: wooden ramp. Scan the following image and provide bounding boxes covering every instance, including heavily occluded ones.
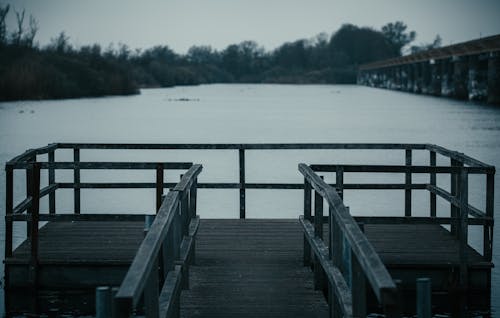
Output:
[180,219,329,318]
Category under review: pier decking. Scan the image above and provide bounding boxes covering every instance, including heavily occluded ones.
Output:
[3,143,495,317]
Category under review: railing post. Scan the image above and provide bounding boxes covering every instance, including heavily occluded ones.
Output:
[484,171,494,261]
[5,164,13,258]
[156,164,164,213]
[450,158,463,236]
[303,179,312,266]
[48,150,56,214]
[96,286,112,318]
[26,155,35,238]
[239,148,246,219]
[458,168,469,287]
[429,151,436,217]
[74,147,81,214]
[29,162,41,314]
[405,149,412,216]
[190,178,198,219]
[351,226,366,318]
[144,258,160,318]
[314,187,323,291]
[416,278,432,318]
[336,166,344,200]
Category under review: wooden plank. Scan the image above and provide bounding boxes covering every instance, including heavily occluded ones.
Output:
[173,164,202,193]
[48,150,56,214]
[430,151,436,217]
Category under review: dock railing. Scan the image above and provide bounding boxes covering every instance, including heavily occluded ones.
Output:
[114,164,202,318]
[4,143,495,315]
[299,163,399,317]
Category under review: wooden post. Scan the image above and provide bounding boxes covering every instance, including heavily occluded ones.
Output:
[144,258,160,318]
[29,163,41,314]
[304,179,312,266]
[190,178,198,219]
[459,169,469,287]
[314,188,323,291]
[5,164,13,258]
[405,149,412,216]
[48,150,56,214]
[239,148,246,219]
[96,286,112,318]
[74,148,81,214]
[314,190,323,239]
[26,156,34,238]
[336,167,344,200]
[429,151,436,217]
[156,164,164,213]
[416,278,432,318]
[352,222,366,318]
[181,192,189,235]
[484,172,494,261]
[450,159,463,236]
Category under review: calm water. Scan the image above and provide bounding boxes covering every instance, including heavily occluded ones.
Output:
[0,84,499,315]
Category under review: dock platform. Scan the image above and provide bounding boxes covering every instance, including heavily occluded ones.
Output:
[3,143,495,317]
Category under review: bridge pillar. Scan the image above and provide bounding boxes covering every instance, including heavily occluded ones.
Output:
[468,54,488,101]
[441,58,454,97]
[487,52,500,104]
[405,64,414,92]
[429,60,442,96]
[452,56,469,100]
[413,63,423,93]
[421,61,432,94]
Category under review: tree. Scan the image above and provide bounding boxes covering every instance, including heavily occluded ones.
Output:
[410,35,442,54]
[329,24,396,65]
[381,21,416,55]
[0,4,10,45]
[49,31,72,53]
[12,8,25,45]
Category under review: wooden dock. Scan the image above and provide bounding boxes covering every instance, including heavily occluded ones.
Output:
[3,143,495,317]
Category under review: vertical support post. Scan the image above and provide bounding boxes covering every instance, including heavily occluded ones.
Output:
[314,188,323,291]
[429,151,436,217]
[459,169,469,287]
[405,149,412,217]
[484,171,494,261]
[5,164,13,258]
[450,159,463,236]
[239,148,245,219]
[29,163,41,314]
[303,179,312,266]
[190,178,198,219]
[336,167,344,200]
[352,223,366,318]
[314,189,323,239]
[26,155,35,238]
[96,286,112,318]
[416,278,432,318]
[73,148,80,214]
[156,164,164,213]
[144,258,160,318]
[48,150,56,214]
[181,192,189,235]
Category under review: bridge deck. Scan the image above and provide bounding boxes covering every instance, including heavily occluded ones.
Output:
[5,219,491,316]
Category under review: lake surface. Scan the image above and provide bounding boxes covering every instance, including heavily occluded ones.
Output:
[1,84,500,315]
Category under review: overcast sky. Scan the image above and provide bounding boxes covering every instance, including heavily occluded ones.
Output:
[3,0,500,54]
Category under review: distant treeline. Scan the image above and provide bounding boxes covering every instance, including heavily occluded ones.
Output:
[0,5,438,101]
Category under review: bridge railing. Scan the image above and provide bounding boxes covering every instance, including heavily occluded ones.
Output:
[114,164,201,318]
[299,163,400,317]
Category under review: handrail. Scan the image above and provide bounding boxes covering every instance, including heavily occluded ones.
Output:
[115,164,202,317]
[299,163,399,316]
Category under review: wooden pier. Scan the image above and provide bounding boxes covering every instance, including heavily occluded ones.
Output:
[3,143,495,317]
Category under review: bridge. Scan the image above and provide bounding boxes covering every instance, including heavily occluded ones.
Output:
[358,34,500,104]
[4,143,495,317]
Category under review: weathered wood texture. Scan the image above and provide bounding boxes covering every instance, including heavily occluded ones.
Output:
[180,219,329,318]
[5,221,144,315]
